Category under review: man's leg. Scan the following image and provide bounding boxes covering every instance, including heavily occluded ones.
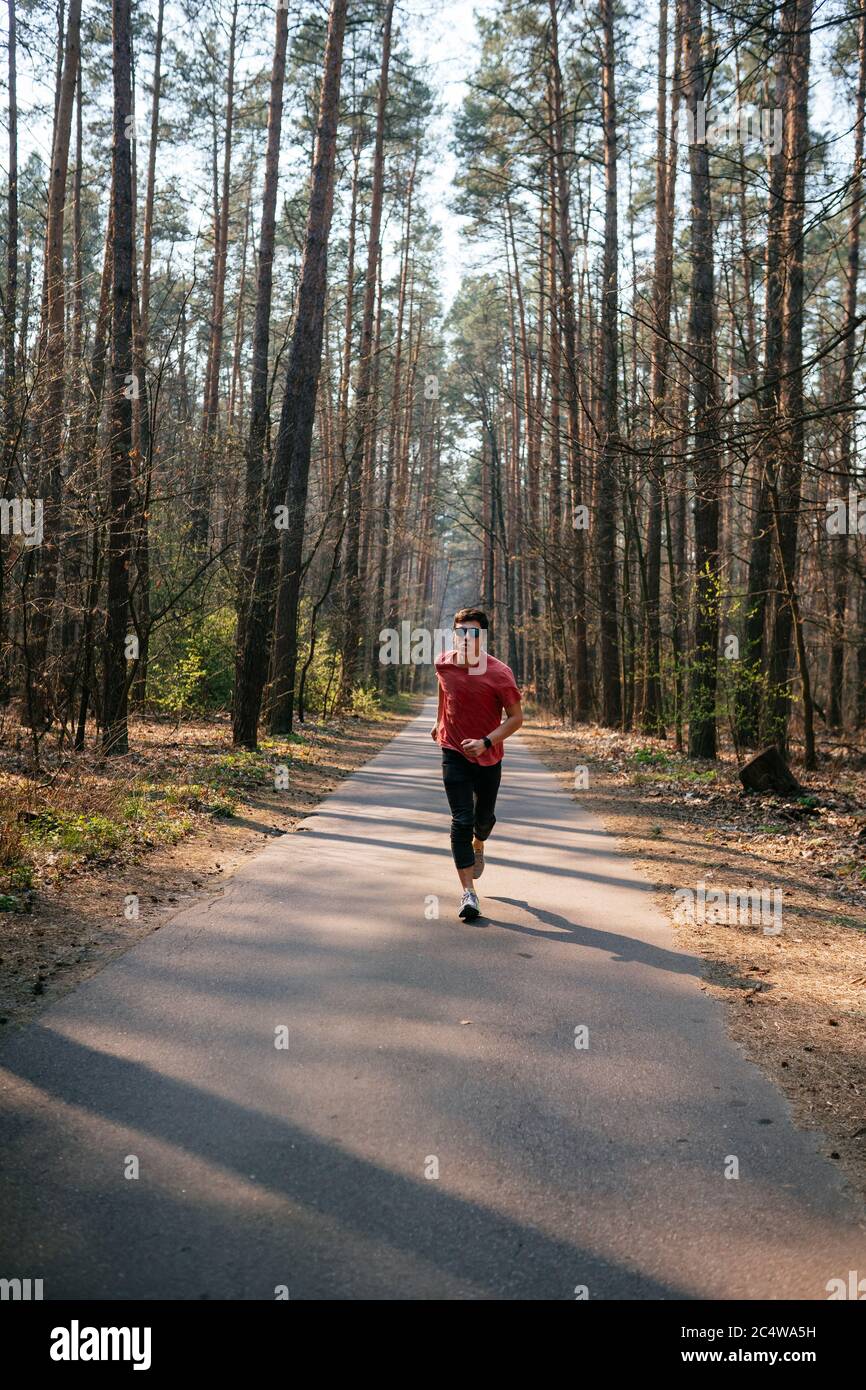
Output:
[471,761,502,865]
[441,750,477,891]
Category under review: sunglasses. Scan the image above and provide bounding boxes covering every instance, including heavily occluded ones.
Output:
[453,627,482,639]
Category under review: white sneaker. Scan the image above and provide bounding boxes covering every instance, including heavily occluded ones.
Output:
[459,889,480,921]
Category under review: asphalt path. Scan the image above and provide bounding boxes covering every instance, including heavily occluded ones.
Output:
[1,700,863,1299]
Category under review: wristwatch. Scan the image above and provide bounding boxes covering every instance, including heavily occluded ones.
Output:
[483,736,493,750]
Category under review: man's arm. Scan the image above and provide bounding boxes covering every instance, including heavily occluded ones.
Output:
[460,699,523,757]
[487,699,523,745]
[431,680,445,740]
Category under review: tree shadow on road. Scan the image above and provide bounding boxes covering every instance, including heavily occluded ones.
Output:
[481,896,757,989]
[0,1026,694,1301]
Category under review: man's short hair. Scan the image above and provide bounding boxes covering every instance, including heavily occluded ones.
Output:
[453,607,488,630]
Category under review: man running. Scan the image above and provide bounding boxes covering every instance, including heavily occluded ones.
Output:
[431,608,523,921]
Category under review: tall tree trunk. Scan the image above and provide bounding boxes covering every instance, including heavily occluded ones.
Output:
[548,0,590,718]
[234,0,288,689]
[102,0,135,755]
[682,0,721,758]
[24,0,82,730]
[139,0,162,350]
[233,0,348,748]
[380,153,416,692]
[0,0,18,700]
[768,0,814,761]
[227,173,252,435]
[193,0,238,549]
[735,3,794,747]
[128,0,163,706]
[339,0,395,704]
[545,118,565,715]
[641,0,679,734]
[3,0,16,476]
[59,60,86,726]
[829,8,866,731]
[597,0,623,727]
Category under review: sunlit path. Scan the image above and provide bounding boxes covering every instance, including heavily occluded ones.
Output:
[1,703,863,1300]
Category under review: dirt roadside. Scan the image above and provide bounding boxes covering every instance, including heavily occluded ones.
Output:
[520,713,866,1205]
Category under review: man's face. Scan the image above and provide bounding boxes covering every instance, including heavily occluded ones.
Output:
[453,622,484,666]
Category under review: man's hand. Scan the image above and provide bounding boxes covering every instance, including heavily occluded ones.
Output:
[461,738,486,757]
[430,726,438,741]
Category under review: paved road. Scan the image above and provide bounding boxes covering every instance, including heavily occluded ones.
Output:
[1,702,864,1299]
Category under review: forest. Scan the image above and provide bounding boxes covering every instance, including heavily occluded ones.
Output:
[1,0,866,1314]
[0,0,865,776]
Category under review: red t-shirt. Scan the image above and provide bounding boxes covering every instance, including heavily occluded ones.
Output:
[434,649,521,765]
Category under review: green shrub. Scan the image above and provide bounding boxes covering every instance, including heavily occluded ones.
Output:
[206,750,273,788]
[349,682,381,718]
[191,607,236,709]
[147,607,236,716]
[22,809,126,858]
[631,748,670,766]
[148,649,207,722]
[293,601,342,717]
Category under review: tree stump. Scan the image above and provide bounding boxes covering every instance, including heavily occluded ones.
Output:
[739,746,803,796]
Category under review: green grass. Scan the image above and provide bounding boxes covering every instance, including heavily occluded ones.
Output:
[630,748,672,766]
[22,809,127,857]
[0,892,30,912]
[162,783,238,817]
[629,761,717,788]
[1,863,33,891]
[344,685,420,720]
[204,749,275,789]
[831,913,866,930]
[8,736,309,876]
[21,804,194,866]
[1,697,406,890]
[626,748,718,786]
[376,689,418,715]
[835,861,862,878]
